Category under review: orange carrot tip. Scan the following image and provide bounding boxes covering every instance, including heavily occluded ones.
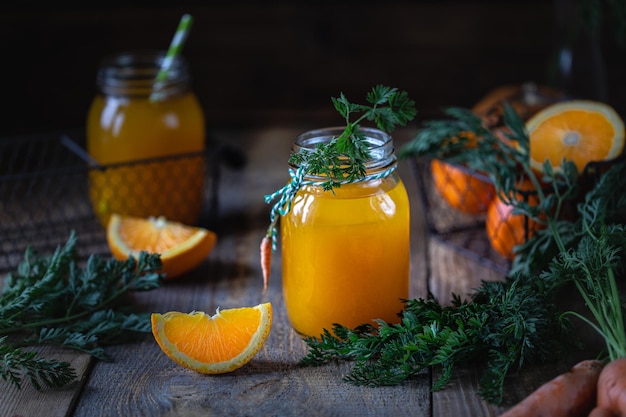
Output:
[499,359,604,417]
[595,357,626,416]
[260,236,272,293]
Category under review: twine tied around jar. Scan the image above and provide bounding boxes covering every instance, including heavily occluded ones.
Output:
[263,164,398,251]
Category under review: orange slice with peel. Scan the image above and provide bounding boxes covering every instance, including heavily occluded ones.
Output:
[525,100,625,174]
[106,213,217,279]
[151,303,273,374]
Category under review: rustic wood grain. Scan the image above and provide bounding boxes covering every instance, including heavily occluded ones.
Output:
[432,366,507,417]
[2,125,589,416]
[431,359,588,416]
[0,347,92,417]
[69,127,432,417]
[428,238,505,305]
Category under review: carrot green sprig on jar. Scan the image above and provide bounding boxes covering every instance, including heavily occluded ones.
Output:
[261,86,416,336]
[287,86,416,191]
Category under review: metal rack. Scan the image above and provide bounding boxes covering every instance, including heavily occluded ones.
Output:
[0,131,223,273]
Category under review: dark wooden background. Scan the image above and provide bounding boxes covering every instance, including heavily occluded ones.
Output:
[1,1,625,137]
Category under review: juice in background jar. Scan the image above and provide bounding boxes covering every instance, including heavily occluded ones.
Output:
[87,51,206,227]
[281,128,410,338]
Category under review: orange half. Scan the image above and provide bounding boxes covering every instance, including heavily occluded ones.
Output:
[151,303,273,374]
[106,213,217,279]
[525,100,625,174]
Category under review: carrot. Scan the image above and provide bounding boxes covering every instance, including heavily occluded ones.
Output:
[594,357,626,416]
[499,359,604,417]
[588,406,618,417]
[260,236,272,292]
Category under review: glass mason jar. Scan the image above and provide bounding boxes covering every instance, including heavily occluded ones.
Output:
[86,51,206,227]
[281,127,410,338]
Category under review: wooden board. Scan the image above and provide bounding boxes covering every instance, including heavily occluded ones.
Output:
[428,237,505,305]
[68,127,433,416]
[0,347,92,417]
[1,126,598,416]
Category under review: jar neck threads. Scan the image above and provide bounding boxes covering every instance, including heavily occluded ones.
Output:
[290,127,397,178]
[96,51,191,99]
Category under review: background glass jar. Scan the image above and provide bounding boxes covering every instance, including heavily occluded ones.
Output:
[281,127,410,338]
[86,51,206,227]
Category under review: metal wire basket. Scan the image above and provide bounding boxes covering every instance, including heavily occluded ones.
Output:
[411,153,624,275]
[0,131,224,273]
[411,157,511,274]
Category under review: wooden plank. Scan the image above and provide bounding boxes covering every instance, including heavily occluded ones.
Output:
[73,337,431,417]
[428,238,505,305]
[0,347,92,417]
[412,152,511,415]
[71,127,433,416]
[5,125,591,416]
[431,361,581,416]
[426,236,536,415]
[396,128,430,301]
[432,366,507,417]
[0,270,93,417]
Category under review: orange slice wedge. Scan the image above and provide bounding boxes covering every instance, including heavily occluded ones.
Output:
[106,213,217,279]
[151,303,273,374]
[525,100,625,174]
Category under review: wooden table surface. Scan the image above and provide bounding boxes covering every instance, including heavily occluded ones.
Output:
[1,126,583,417]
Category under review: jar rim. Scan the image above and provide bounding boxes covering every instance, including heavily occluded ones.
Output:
[294,126,392,149]
[291,126,396,174]
[96,50,190,98]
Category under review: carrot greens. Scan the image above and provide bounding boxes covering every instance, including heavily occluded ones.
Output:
[300,105,626,405]
[301,275,574,404]
[0,233,163,390]
[288,85,416,190]
[552,171,626,361]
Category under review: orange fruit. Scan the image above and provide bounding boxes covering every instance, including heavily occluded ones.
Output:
[485,180,543,260]
[525,100,625,174]
[431,159,496,215]
[106,213,217,279]
[151,303,273,374]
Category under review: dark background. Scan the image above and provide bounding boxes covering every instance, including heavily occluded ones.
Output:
[1,1,625,137]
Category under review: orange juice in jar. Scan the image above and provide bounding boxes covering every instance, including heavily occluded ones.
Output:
[87,51,206,227]
[281,127,410,338]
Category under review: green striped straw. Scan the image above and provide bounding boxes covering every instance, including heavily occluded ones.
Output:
[151,14,194,101]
